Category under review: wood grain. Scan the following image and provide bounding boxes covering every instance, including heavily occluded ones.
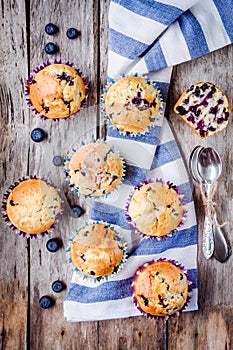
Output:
[0,0,233,349]
[0,0,29,349]
[28,1,100,349]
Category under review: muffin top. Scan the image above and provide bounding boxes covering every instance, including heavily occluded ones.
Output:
[67,141,124,197]
[104,76,161,134]
[127,182,184,237]
[132,260,189,317]
[70,223,125,279]
[26,63,87,119]
[173,82,230,138]
[6,179,61,235]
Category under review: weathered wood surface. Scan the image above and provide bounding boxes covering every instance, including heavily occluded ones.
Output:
[0,1,232,349]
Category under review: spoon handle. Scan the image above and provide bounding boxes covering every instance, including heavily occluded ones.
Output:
[202,216,214,259]
[213,213,230,263]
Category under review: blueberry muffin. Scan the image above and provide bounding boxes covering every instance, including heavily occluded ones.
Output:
[5,178,62,235]
[127,181,185,238]
[26,63,88,119]
[70,223,126,279]
[132,260,189,317]
[174,82,230,138]
[66,140,124,197]
[103,76,162,134]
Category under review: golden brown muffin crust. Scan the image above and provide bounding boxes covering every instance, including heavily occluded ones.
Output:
[68,141,124,197]
[6,179,61,234]
[105,76,161,134]
[128,182,184,237]
[27,63,87,119]
[70,223,124,278]
[133,260,188,317]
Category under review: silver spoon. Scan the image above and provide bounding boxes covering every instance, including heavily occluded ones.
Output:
[189,145,204,182]
[197,147,229,262]
[189,146,230,262]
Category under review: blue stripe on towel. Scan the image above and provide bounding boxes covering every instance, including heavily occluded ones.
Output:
[91,202,130,229]
[178,10,209,58]
[66,277,133,303]
[177,182,193,204]
[133,225,198,256]
[213,0,233,41]
[144,40,167,71]
[65,268,198,303]
[112,0,183,25]
[151,140,182,169]
[188,268,198,290]
[107,124,161,145]
[124,164,148,186]
[109,28,148,59]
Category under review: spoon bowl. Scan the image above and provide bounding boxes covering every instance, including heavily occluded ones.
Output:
[197,147,222,185]
[189,145,204,182]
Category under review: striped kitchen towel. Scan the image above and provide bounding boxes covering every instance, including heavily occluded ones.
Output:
[64,0,233,321]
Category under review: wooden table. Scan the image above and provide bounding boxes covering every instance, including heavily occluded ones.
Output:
[0,1,232,349]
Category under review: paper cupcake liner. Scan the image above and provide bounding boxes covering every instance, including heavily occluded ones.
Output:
[125,178,188,240]
[63,138,126,198]
[2,175,64,239]
[132,258,193,320]
[25,59,89,121]
[66,220,128,283]
[101,72,164,137]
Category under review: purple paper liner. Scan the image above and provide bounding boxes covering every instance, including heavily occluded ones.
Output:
[131,258,193,320]
[63,138,126,198]
[66,221,128,283]
[25,60,89,121]
[101,73,164,137]
[125,178,188,240]
[2,175,64,239]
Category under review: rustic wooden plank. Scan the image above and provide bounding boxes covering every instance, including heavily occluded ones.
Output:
[167,308,232,350]
[98,317,167,350]
[28,0,100,349]
[167,45,233,349]
[1,0,232,349]
[0,1,30,349]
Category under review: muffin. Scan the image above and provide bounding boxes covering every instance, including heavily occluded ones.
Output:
[173,82,230,138]
[103,75,163,135]
[126,180,185,238]
[69,223,127,279]
[26,62,88,119]
[3,178,62,236]
[132,259,189,318]
[65,140,124,197]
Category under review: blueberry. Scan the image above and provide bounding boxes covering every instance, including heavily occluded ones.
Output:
[46,238,61,252]
[31,128,46,142]
[52,156,64,166]
[69,205,84,218]
[52,280,66,293]
[66,27,80,39]
[45,42,59,55]
[39,295,55,309]
[45,23,59,35]
[176,105,187,115]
